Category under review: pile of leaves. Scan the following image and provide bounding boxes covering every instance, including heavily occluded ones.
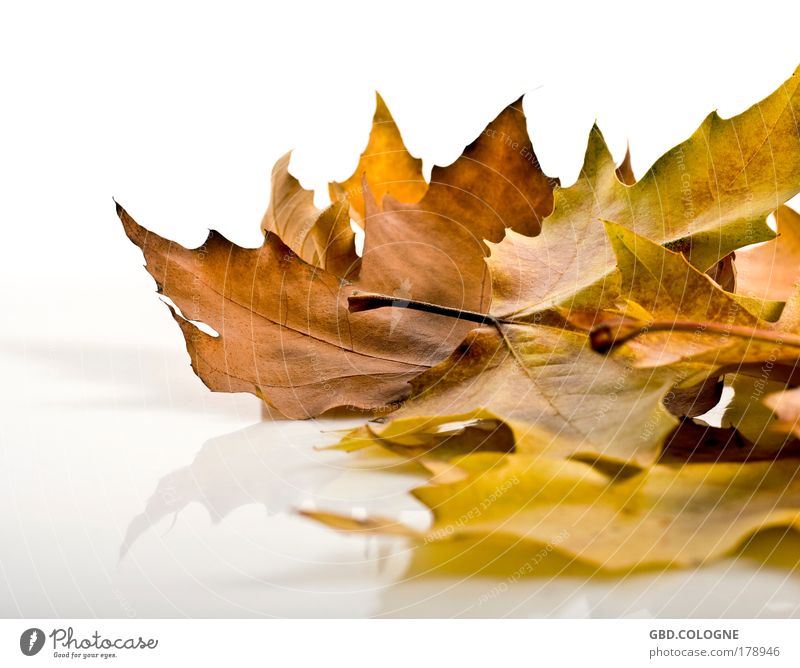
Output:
[119,67,800,574]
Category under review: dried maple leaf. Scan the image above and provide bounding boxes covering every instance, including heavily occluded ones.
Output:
[260,153,357,276]
[118,203,472,418]
[334,66,800,466]
[118,95,554,416]
[486,61,800,321]
[584,222,800,369]
[354,96,556,313]
[330,325,683,467]
[120,67,800,576]
[328,92,427,223]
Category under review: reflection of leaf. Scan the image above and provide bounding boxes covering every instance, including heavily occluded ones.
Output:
[307,455,800,572]
[298,510,420,538]
[121,423,341,558]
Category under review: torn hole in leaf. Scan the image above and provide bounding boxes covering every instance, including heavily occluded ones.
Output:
[350,218,365,257]
[767,210,778,233]
[693,384,735,426]
[159,295,220,338]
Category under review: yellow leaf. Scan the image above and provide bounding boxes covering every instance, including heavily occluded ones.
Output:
[488,65,800,321]
[310,456,800,572]
[585,222,800,370]
[329,93,427,222]
[339,325,681,467]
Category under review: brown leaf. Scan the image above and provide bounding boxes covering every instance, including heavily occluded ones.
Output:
[117,204,469,418]
[261,153,358,276]
[356,97,556,312]
[662,375,723,418]
[659,419,800,464]
[119,95,559,417]
[614,144,636,186]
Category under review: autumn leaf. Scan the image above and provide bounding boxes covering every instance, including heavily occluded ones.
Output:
[118,94,556,416]
[119,66,800,576]
[260,152,357,277]
[353,96,556,313]
[119,203,478,418]
[306,454,800,571]
[488,64,800,321]
[584,221,800,370]
[330,324,684,467]
[329,67,800,469]
[328,93,427,223]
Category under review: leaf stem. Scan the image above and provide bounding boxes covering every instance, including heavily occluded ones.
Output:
[590,317,800,353]
[348,291,499,325]
[349,294,800,363]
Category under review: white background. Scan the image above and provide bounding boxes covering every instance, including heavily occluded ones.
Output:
[2,0,800,620]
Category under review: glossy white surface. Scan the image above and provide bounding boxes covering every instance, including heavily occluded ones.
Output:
[1,284,799,618]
